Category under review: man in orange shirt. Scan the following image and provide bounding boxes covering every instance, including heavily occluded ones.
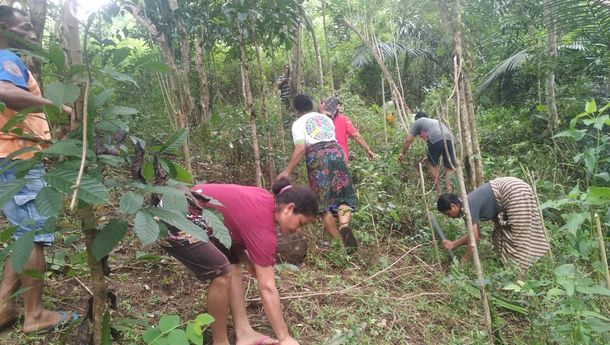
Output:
[0,6,76,334]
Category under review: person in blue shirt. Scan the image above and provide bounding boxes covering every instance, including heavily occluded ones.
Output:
[0,6,77,334]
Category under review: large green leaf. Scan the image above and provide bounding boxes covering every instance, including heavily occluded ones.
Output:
[159,128,188,154]
[99,66,138,86]
[186,323,203,345]
[147,207,208,242]
[34,187,62,217]
[134,210,159,246]
[587,186,610,206]
[161,191,187,215]
[0,178,29,209]
[96,118,129,132]
[143,328,161,344]
[44,169,109,205]
[11,230,35,273]
[93,219,129,260]
[45,82,81,106]
[562,212,588,236]
[159,315,180,333]
[104,105,140,116]
[119,192,144,214]
[167,329,188,345]
[576,285,610,297]
[43,139,93,158]
[203,209,231,249]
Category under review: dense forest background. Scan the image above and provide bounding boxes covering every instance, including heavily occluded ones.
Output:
[0,0,609,344]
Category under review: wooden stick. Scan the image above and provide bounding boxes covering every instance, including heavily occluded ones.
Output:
[594,213,610,289]
[419,162,440,264]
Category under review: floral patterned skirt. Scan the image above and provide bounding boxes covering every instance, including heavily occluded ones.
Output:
[305,141,356,214]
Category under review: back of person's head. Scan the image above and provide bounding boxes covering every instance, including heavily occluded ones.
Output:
[293,94,314,113]
[415,111,428,120]
[322,96,340,118]
[272,177,319,216]
[0,6,26,26]
[437,192,461,212]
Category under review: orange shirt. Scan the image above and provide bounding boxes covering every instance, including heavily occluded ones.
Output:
[0,70,50,160]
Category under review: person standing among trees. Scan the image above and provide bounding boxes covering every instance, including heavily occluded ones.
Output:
[161,178,318,345]
[319,96,375,162]
[278,94,358,252]
[436,177,550,270]
[0,6,77,334]
[399,111,456,193]
[276,64,291,108]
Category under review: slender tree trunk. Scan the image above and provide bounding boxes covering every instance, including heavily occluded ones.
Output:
[252,22,274,185]
[124,2,193,174]
[236,19,263,187]
[28,0,47,85]
[270,46,286,155]
[543,0,559,133]
[343,18,412,128]
[321,1,334,93]
[60,0,83,128]
[194,32,210,123]
[300,7,324,91]
[83,207,106,345]
[294,23,303,95]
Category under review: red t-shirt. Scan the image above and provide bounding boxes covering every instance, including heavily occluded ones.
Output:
[192,184,277,267]
[333,113,359,158]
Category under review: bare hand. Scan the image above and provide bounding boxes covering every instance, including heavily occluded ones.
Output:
[277,170,290,180]
[398,153,405,162]
[62,105,74,119]
[442,240,454,250]
[366,150,375,160]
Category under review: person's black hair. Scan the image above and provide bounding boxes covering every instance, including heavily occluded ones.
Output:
[272,177,319,216]
[437,192,461,212]
[0,6,27,25]
[415,111,428,120]
[293,94,313,113]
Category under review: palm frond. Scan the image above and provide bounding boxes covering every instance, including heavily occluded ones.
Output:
[549,0,610,46]
[476,49,530,94]
[351,42,433,68]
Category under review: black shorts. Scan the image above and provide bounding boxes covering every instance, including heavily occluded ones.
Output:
[427,140,457,168]
[160,237,239,281]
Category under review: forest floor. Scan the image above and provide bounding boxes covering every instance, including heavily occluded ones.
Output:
[0,162,534,345]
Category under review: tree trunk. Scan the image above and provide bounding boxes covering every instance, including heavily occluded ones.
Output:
[28,0,47,85]
[236,19,263,187]
[343,18,412,128]
[252,21,274,185]
[60,0,83,128]
[83,207,106,345]
[123,2,193,174]
[294,23,303,95]
[270,46,286,155]
[321,1,335,93]
[544,0,559,133]
[300,8,324,91]
[194,32,210,123]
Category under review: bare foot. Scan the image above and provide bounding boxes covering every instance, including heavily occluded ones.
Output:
[0,303,18,328]
[236,331,278,345]
[22,309,76,334]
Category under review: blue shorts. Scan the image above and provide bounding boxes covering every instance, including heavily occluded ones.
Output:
[0,159,53,245]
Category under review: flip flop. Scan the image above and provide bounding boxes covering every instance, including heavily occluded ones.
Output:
[254,335,279,345]
[36,311,80,335]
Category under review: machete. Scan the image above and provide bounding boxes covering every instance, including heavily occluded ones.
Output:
[429,212,457,263]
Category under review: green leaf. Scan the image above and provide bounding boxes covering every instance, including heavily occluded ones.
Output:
[98,155,125,167]
[576,285,610,297]
[141,61,171,73]
[562,212,588,236]
[159,128,188,154]
[202,210,230,248]
[97,118,129,132]
[167,329,189,345]
[147,208,208,242]
[134,210,159,246]
[173,164,192,183]
[99,66,138,86]
[581,310,610,321]
[93,219,129,260]
[186,323,203,345]
[102,311,112,345]
[94,88,114,109]
[194,314,214,327]
[34,187,62,217]
[583,150,597,174]
[0,178,29,209]
[44,168,109,204]
[595,172,610,182]
[587,186,610,206]
[45,82,81,106]
[159,315,180,333]
[104,105,140,116]
[119,192,144,214]
[585,99,597,114]
[43,139,90,158]
[161,191,187,215]
[11,230,35,273]
[143,328,161,344]
[47,45,66,72]
[141,161,154,183]
[0,226,16,242]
